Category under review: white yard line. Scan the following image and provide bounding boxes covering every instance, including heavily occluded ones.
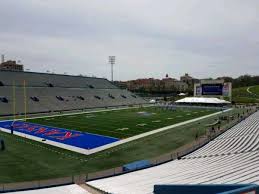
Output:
[0,109,231,155]
[0,105,153,122]
[0,107,233,155]
[86,108,233,155]
[0,127,90,154]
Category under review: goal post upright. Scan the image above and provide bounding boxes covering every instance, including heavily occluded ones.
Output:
[23,80,27,121]
[11,80,16,133]
[12,80,16,122]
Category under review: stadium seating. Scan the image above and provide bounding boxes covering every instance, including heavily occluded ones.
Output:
[0,71,146,116]
[88,111,259,194]
[0,71,116,88]
[184,113,259,159]
[6,184,91,194]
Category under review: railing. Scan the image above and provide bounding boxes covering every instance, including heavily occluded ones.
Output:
[0,109,256,193]
[0,177,72,193]
[0,174,88,193]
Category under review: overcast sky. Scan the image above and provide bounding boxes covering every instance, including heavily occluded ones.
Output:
[0,0,259,81]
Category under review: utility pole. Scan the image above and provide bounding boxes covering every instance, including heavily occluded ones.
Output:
[109,56,115,82]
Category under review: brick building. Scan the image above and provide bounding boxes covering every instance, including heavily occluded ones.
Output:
[119,74,188,92]
[0,60,24,71]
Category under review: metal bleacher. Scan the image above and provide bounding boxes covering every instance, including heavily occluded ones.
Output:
[0,71,117,88]
[0,71,147,116]
[88,111,259,194]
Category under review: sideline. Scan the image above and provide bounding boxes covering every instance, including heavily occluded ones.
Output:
[0,108,233,155]
[0,104,153,122]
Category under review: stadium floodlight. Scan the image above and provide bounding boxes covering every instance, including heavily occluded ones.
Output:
[109,56,115,82]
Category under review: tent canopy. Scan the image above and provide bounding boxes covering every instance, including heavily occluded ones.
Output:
[178,93,186,96]
[175,97,231,104]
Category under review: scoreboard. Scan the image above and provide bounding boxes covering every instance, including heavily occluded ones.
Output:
[194,80,232,99]
[202,84,223,95]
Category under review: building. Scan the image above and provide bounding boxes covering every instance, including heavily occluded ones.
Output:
[126,78,161,91]
[113,81,127,89]
[194,79,232,100]
[120,74,188,93]
[162,76,188,92]
[180,73,199,87]
[0,60,24,71]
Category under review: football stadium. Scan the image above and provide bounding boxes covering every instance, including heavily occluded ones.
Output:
[1,1,259,194]
[0,69,258,194]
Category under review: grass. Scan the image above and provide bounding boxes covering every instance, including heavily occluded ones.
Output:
[232,85,259,103]
[250,85,259,95]
[26,107,217,139]
[0,107,246,183]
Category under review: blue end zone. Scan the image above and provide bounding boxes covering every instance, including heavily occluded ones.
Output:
[0,121,119,149]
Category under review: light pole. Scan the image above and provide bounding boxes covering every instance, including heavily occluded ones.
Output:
[109,56,115,82]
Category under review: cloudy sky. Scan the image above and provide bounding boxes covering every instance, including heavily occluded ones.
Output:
[0,0,259,81]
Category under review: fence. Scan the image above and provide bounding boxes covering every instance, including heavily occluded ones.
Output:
[0,109,256,193]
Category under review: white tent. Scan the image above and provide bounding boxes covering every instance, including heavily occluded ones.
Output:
[149,99,156,103]
[178,93,186,96]
[175,97,230,104]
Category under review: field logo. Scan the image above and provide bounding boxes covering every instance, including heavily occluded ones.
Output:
[0,121,119,149]
[7,122,83,141]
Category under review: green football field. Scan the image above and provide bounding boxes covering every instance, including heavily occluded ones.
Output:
[27,106,217,139]
[0,106,247,183]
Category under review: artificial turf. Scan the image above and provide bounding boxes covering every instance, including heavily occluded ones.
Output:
[0,107,247,183]
[27,106,217,139]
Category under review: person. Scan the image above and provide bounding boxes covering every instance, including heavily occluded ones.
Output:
[195,132,198,140]
[10,124,14,135]
[0,139,5,151]
[212,126,215,132]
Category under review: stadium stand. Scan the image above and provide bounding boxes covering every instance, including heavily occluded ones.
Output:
[6,184,90,194]
[88,111,259,194]
[0,71,116,88]
[0,71,146,116]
